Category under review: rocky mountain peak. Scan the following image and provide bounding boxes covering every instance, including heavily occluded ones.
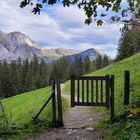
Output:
[0,30,106,63]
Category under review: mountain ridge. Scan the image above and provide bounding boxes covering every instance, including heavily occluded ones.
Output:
[0,31,106,63]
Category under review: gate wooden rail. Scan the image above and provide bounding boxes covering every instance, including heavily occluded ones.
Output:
[33,81,63,126]
[71,75,115,120]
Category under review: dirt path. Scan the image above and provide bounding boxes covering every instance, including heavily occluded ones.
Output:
[27,85,106,140]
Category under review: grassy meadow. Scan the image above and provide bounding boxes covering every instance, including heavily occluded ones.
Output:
[0,86,68,140]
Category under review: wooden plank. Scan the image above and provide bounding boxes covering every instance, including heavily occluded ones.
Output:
[124,71,130,105]
[52,82,56,126]
[71,75,75,107]
[34,91,54,121]
[91,80,94,103]
[106,75,110,108]
[101,80,103,103]
[74,76,108,80]
[77,79,80,103]
[96,80,98,103]
[82,79,84,102]
[56,81,64,126]
[74,102,106,106]
[87,80,89,103]
[110,75,115,120]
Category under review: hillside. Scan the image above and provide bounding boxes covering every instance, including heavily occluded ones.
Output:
[1,86,68,139]
[63,52,140,139]
[63,52,140,112]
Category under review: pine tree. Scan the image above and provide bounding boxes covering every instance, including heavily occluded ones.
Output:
[50,64,59,82]
[95,55,102,70]
[69,63,75,76]
[116,25,134,61]
[0,63,3,98]
[74,56,83,76]
[132,27,140,53]
[1,61,12,97]
[32,54,39,75]
[57,56,69,81]
[21,59,30,91]
[9,61,18,95]
[83,56,91,73]
[16,57,24,93]
[102,55,109,67]
[39,59,48,87]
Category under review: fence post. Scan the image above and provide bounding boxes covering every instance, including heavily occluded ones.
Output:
[124,71,130,106]
[71,75,75,107]
[110,75,115,120]
[52,81,56,126]
[106,75,110,109]
[56,81,64,126]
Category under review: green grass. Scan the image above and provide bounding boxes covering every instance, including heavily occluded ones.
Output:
[1,86,68,140]
[63,52,140,139]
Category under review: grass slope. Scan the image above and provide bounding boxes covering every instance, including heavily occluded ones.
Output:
[63,53,140,140]
[1,86,68,139]
[63,52,140,113]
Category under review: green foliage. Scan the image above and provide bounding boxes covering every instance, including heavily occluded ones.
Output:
[20,0,140,25]
[50,55,110,83]
[74,56,83,76]
[0,53,109,99]
[0,99,9,133]
[116,25,140,61]
[0,55,50,99]
[83,56,91,73]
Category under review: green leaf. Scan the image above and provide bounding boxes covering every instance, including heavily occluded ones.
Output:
[97,19,103,26]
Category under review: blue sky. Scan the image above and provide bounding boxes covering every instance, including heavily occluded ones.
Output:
[0,0,129,58]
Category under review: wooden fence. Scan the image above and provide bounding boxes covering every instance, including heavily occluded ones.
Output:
[124,71,130,106]
[33,81,63,126]
[71,75,115,120]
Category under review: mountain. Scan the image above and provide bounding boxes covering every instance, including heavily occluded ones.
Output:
[0,31,43,62]
[66,48,105,62]
[42,48,80,63]
[0,31,105,63]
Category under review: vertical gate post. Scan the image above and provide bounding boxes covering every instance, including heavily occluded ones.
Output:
[124,71,130,106]
[52,81,56,126]
[56,81,63,126]
[110,75,115,120]
[71,75,75,107]
[106,75,110,108]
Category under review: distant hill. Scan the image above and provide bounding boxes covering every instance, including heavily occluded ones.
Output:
[42,47,80,63]
[66,48,105,63]
[0,31,106,63]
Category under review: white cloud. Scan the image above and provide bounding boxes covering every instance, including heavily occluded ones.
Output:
[54,5,86,25]
[0,0,122,58]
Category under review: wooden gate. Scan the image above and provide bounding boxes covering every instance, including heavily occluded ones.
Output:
[71,75,115,120]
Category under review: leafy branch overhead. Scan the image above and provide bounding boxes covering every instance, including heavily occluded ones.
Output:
[20,0,140,25]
